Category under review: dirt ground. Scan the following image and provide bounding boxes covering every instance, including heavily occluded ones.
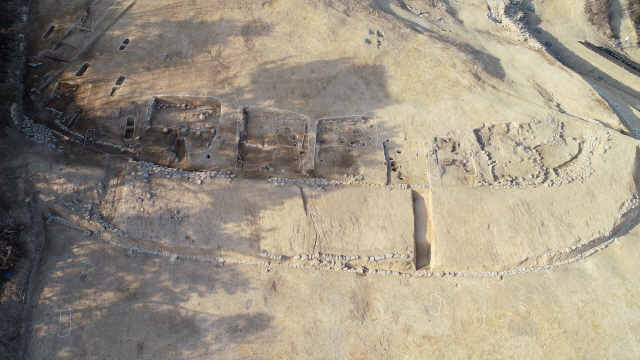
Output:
[21,212,640,359]
[2,0,640,358]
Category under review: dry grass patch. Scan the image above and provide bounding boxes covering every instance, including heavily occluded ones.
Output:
[630,0,640,35]
[585,0,614,39]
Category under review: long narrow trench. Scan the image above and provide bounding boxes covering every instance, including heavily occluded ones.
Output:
[412,190,432,269]
[42,25,56,39]
[175,137,187,163]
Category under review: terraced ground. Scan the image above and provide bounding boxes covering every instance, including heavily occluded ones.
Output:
[2,0,640,358]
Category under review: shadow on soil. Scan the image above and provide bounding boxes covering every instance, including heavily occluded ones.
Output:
[218,57,394,118]
[523,0,640,136]
[23,220,268,359]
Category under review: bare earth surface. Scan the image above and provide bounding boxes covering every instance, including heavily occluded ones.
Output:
[2,0,640,358]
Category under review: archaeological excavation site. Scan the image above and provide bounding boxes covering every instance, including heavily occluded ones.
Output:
[2,0,640,358]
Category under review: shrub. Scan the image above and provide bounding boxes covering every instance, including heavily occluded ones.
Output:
[0,84,19,104]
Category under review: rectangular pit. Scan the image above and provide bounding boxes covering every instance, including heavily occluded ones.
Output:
[313,116,379,181]
[75,62,90,76]
[42,25,56,40]
[412,189,433,269]
[237,106,310,173]
[383,138,431,186]
[119,38,130,50]
[432,136,476,187]
[138,95,224,169]
[123,116,135,139]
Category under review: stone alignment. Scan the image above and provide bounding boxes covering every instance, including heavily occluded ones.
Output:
[19,99,640,275]
[46,200,639,280]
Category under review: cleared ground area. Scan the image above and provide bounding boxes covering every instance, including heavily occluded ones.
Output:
[2,0,640,358]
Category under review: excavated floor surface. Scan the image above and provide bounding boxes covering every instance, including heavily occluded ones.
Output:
[2,0,640,358]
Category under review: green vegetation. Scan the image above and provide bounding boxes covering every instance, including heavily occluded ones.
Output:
[0,84,19,104]
[631,0,640,25]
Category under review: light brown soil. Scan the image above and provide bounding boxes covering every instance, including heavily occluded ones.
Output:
[2,0,640,358]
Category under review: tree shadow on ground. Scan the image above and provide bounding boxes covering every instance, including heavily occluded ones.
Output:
[22,221,267,359]
[217,57,394,119]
